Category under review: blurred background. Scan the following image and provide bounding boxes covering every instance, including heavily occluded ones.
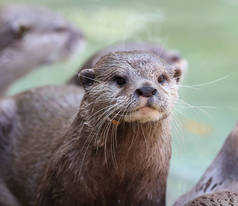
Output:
[1,0,238,205]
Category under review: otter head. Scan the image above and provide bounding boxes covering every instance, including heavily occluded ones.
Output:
[0,4,85,63]
[79,51,182,124]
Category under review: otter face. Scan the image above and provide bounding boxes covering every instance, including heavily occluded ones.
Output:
[79,51,182,123]
[1,4,85,63]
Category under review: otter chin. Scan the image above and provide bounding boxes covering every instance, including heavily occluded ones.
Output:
[124,107,163,123]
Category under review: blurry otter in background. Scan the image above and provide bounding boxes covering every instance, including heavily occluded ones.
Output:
[0,4,86,96]
[68,42,188,85]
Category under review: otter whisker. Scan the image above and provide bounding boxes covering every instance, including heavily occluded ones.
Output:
[102,111,117,166]
[79,75,103,84]
[177,101,216,109]
[79,105,119,170]
[109,109,123,168]
[92,106,120,165]
[171,111,184,140]
[108,100,134,162]
[158,84,169,94]
[79,132,96,174]
[178,99,215,119]
[88,105,115,123]
[128,122,137,153]
[140,120,149,150]
[172,107,187,118]
[179,75,229,89]
[81,107,113,144]
[125,100,139,153]
[79,106,119,173]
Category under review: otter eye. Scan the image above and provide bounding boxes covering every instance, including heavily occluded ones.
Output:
[158,74,168,84]
[14,25,31,38]
[54,26,66,32]
[113,75,127,86]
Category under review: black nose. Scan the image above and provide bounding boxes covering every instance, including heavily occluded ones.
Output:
[136,87,157,97]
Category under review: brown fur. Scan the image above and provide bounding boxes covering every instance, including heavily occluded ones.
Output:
[0,85,84,206]
[174,123,238,206]
[0,4,85,96]
[0,51,182,206]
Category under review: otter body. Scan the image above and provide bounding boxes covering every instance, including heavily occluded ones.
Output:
[0,85,84,206]
[184,191,238,206]
[0,51,182,206]
[0,4,85,96]
[174,123,238,206]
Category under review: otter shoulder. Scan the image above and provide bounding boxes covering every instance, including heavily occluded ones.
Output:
[15,85,84,122]
[0,85,84,144]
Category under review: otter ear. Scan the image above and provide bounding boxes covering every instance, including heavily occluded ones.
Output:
[78,69,95,88]
[173,68,182,84]
[167,50,188,73]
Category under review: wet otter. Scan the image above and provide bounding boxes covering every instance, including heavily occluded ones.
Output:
[0,85,84,206]
[0,51,182,206]
[0,4,85,96]
[174,123,238,206]
[184,191,238,206]
[68,42,187,85]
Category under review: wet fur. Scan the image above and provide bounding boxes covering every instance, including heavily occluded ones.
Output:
[0,51,181,206]
[0,86,83,206]
[37,52,181,205]
[68,42,187,85]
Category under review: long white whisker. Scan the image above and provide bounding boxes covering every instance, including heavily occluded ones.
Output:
[180,75,229,89]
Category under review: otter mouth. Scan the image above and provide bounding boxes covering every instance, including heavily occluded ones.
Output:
[134,106,158,113]
[124,106,163,123]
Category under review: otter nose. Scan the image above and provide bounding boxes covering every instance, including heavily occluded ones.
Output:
[136,87,157,98]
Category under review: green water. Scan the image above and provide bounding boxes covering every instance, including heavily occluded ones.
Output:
[1,0,238,205]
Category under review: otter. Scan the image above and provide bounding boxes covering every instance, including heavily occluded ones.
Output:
[0,51,182,206]
[174,123,238,206]
[68,42,187,85]
[0,4,85,96]
[184,191,238,206]
[0,85,84,206]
